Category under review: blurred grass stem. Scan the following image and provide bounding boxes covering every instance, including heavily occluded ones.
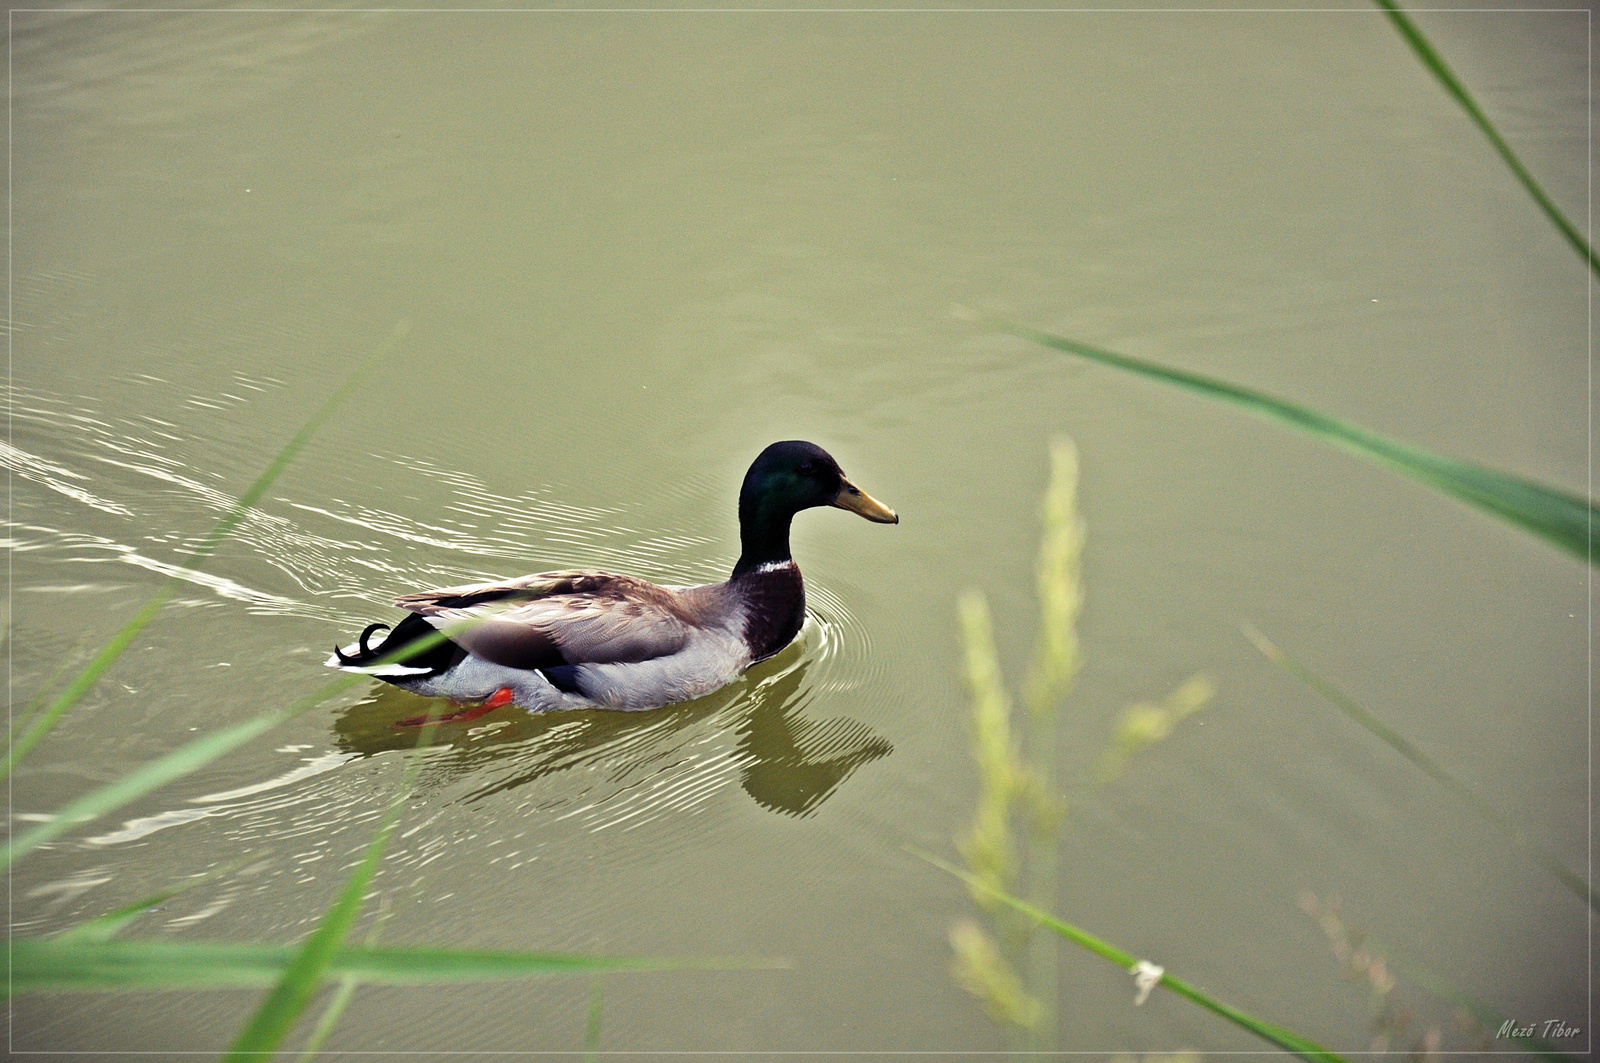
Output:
[297,899,393,1061]
[2,321,409,782]
[1245,623,1596,912]
[3,624,452,871]
[584,976,605,1062]
[224,718,437,1059]
[1021,439,1083,1050]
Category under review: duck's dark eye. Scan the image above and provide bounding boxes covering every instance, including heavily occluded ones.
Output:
[798,462,814,475]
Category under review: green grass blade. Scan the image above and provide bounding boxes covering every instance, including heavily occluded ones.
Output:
[918,851,1351,1063]
[583,975,604,1062]
[223,786,410,1060]
[53,859,254,944]
[4,596,179,780]
[1374,0,1599,277]
[297,900,392,1061]
[1,321,409,781]
[7,939,742,994]
[226,711,442,1059]
[51,888,192,945]
[1244,624,1597,912]
[6,640,89,751]
[3,627,455,871]
[4,710,292,871]
[985,316,1596,564]
[294,968,360,1059]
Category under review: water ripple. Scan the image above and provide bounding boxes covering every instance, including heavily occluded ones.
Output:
[15,373,899,924]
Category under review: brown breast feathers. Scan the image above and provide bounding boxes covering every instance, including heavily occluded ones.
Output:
[734,563,806,664]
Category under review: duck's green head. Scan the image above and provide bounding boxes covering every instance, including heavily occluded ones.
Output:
[734,440,897,574]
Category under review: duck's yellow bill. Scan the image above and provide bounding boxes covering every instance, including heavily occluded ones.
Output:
[831,476,898,524]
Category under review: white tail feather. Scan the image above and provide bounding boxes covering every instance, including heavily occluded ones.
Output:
[324,647,432,675]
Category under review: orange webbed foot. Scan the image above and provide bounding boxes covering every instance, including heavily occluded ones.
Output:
[394,687,515,729]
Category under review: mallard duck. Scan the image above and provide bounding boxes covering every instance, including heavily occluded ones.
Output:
[326,441,897,723]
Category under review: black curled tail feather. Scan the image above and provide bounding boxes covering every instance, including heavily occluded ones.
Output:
[334,612,466,677]
[334,623,392,665]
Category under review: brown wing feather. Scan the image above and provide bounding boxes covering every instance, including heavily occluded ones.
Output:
[392,571,588,613]
[393,571,700,670]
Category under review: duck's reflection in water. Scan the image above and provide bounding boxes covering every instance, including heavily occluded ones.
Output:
[330,647,892,818]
